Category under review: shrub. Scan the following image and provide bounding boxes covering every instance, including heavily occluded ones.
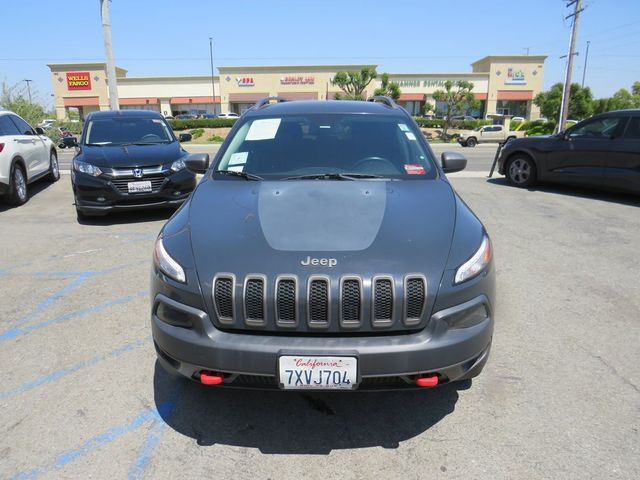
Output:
[169,118,237,130]
[190,128,205,139]
[207,135,224,143]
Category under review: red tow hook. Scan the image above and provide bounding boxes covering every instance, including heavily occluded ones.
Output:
[199,371,224,385]
[415,374,439,387]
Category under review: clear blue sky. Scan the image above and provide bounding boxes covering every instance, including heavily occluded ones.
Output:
[1,0,639,109]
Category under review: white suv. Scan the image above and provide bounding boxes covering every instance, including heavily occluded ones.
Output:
[0,111,59,205]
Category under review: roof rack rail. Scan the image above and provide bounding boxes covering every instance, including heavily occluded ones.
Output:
[254,96,288,109]
[366,96,397,108]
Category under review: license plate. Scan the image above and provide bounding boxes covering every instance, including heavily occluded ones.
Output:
[127,180,152,193]
[278,356,358,390]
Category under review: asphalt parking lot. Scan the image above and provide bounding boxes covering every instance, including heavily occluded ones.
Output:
[1,146,639,479]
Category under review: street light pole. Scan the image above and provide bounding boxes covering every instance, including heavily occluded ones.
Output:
[581,40,590,88]
[100,0,119,110]
[209,37,216,115]
[23,79,33,103]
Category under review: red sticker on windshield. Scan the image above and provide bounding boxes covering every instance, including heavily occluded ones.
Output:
[404,164,425,175]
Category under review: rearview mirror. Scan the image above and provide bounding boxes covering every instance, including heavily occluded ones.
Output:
[185,153,210,174]
[179,133,192,142]
[441,152,467,173]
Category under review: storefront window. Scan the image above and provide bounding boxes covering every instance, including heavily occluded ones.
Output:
[496,100,528,118]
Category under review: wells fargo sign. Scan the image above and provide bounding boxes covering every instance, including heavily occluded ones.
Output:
[66,72,92,91]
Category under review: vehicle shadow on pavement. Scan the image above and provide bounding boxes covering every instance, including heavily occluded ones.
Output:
[153,362,470,454]
[0,181,53,213]
[486,178,640,207]
[76,208,175,226]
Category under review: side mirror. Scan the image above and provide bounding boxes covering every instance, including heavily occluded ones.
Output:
[62,136,78,148]
[185,153,210,174]
[35,127,45,135]
[179,133,192,142]
[441,151,467,173]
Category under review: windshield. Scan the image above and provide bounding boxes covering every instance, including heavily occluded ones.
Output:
[215,113,437,180]
[83,116,175,145]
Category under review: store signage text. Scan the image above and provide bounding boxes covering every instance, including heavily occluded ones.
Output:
[66,72,91,91]
[505,68,526,85]
[395,79,453,88]
[237,77,255,87]
[280,76,315,85]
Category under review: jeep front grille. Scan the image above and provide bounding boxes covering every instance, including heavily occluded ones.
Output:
[211,274,428,334]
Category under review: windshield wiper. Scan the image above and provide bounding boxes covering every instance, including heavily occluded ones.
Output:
[282,172,388,181]
[214,170,263,181]
[119,141,170,147]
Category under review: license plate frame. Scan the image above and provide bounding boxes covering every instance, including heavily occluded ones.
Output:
[127,180,152,193]
[278,355,358,390]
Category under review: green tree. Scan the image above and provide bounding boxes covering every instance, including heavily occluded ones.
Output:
[431,80,478,136]
[0,82,50,127]
[332,68,377,100]
[533,82,594,121]
[423,101,435,116]
[373,73,401,100]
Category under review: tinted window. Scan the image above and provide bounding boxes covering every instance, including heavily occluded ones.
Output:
[0,115,22,136]
[623,116,640,139]
[216,113,437,180]
[9,115,34,135]
[569,117,622,138]
[84,116,175,145]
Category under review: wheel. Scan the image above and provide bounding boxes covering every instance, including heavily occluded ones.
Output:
[466,137,477,147]
[6,164,28,205]
[46,150,60,182]
[506,155,537,188]
[506,136,516,142]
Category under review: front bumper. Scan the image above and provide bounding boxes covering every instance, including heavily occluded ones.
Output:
[72,169,196,214]
[151,292,494,390]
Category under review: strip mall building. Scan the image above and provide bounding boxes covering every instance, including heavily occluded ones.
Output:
[48,54,546,120]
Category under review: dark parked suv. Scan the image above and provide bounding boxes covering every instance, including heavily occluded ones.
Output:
[498,109,640,194]
[70,110,196,218]
[151,97,495,391]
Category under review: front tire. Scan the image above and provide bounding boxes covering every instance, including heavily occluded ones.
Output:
[6,164,28,205]
[47,151,60,182]
[466,137,477,147]
[506,155,537,188]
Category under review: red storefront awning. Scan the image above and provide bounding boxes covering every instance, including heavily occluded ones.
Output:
[119,97,158,105]
[474,93,488,101]
[228,93,269,103]
[398,93,426,101]
[170,96,220,104]
[63,96,99,107]
[276,92,318,100]
[497,90,533,101]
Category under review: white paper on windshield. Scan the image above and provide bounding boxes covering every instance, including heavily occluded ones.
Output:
[398,123,410,132]
[228,165,244,172]
[245,118,281,140]
[405,132,417,141]
[228,152,248,167]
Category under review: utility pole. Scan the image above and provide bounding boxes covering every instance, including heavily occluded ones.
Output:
[209,37,216,115]
[100,0,119,110]
[581,40,590,88]
[558,0,582,131]
[23,79,33,103]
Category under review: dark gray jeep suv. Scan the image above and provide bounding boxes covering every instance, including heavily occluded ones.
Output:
[151,97,495,391]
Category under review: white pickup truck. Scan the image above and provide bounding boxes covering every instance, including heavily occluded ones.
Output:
[457,124,525,147]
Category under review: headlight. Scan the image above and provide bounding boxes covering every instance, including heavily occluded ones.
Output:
[454,234,492,284]
[170,158,186,172]
[153,237,186,283]
[73,159,102,177]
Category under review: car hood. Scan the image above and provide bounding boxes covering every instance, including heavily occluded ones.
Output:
[78,142,185,167]
[188,177,457,298]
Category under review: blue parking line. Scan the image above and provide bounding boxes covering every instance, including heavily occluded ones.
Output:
[0,336,151,400]
[0,290,148,343]
[127,421,167,479]
[11,262,146,329]
[12,400,177,480]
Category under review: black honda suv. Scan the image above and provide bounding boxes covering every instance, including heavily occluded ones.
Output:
[151,97,495,391]
[70,110,196,218]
